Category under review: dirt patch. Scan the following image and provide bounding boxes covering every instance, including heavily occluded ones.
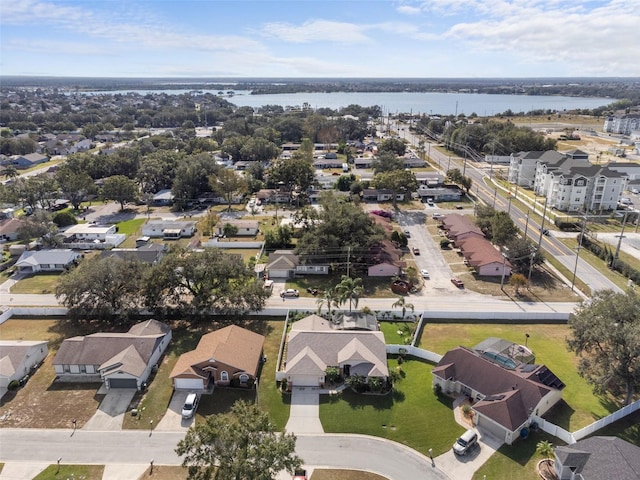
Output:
[0,354,102,428]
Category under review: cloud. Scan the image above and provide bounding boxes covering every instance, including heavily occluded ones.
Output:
[259,20,372,44]
[396,5,422,15]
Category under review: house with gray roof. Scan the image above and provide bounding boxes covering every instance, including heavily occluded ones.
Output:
[142,220,196,239]
[554,436,640,480]
[53,319,171,390]
[15,249,82,273]
[2,153,49,169]
[432,344,565,445]
[0,340,49,399]
[281,314,388,388]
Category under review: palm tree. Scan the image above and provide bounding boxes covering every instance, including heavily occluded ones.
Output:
[316,287,339,318]
[392,295,414,319]
[536,440,554,467]
[2,165,18,181]
[335,275,364,312]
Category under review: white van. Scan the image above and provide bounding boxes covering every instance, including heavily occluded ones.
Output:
[342,163,350,172]
[181,393,199,419]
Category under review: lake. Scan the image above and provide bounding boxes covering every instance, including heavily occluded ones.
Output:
[77,89,614,116]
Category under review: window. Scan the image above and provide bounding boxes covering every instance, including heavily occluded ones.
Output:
[220,371,229,382]
[239,374,249,385]
[64,365,70,373]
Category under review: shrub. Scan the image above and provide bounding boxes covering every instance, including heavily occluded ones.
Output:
[8,379,20,391]
[440,238,451,249]
[433,383,442,396]
[53,211,78,227]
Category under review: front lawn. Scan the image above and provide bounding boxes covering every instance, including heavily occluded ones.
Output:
[319,357,463,457]
[417,322,611,430]
[115,217,146,235]
[33,465,104,480]
[10,273,60,294]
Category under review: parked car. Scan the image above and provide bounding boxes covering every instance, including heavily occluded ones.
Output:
[432,213,444,219]
[181,393,199,419]
[421,269,430,279]
[455,205,464,210]
[403,230,411,238]
[453,429,478,456]
[412,247,420,255]
[451,278,464,288]
[280,289,300,298]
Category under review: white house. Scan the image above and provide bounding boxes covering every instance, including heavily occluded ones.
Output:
[0,218,22,242]
[15,249,81,273]
[216,220,259,236]
[63,224,117,240]
[142,220,196,239]
[0,340,49,398]
[52,319,172,390]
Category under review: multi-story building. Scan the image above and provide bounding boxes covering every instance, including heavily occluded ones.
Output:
[508,151,566,188]
[603,113,640,135]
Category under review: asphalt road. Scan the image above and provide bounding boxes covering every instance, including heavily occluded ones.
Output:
[0,429,450,480]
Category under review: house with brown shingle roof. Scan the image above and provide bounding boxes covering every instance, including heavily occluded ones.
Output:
[52,319,171,390]
[170,325,265,391]
[441,213,485,243]
[457,236,512,277]
[432,345,565,445]
[282,314,388,388]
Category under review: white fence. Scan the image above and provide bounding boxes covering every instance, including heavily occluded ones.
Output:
[571,398,640,442]
[202,240,264,250]
[387,344,442,363]
[530,416,575,445]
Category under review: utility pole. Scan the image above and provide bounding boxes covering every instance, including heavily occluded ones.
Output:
[536,197,549,251]
[346,246,351,277]
[571,215,588,292]
[613,211,629,268]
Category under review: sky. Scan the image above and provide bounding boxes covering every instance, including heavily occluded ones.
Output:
[1,0,639,78]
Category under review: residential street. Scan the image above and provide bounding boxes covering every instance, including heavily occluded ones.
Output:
[0,429,450,480]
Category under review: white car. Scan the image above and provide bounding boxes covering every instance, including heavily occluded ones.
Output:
[181,393,199,419]
[421,269,430,279]
[280,289,300,298]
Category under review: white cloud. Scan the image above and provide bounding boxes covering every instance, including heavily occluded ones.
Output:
[259,20,372,44]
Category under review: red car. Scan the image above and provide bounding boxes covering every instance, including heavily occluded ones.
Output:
[451,278,464,288]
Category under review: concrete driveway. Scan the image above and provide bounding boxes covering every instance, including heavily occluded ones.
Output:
[433,429,503,480]
[83,388,136,431]
[155,390,194,431]
[285,387,324,434]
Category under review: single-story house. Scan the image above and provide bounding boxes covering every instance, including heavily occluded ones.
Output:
[142,220,196,239]
[417,186,463,202]
[15,249,81,273]
[99,243,166,264]
[53,319,172,390]
[458,236,512,277]
[216,220,259,236]
[313,158,343,169]
[367,240,405,277]
[282,314,389,388]
[63,223,117,240]
[256,189,290,204]
[432,344,565,445]
[441,214,485,243]
[354,157,374,169]
[152,189,174,206]
[170,325,265,390]
[0,340,49,396]
[362,189,405,202]
[0,217,22,242]
[554,436,640,480]
[415,172,444,186]
[265,250,329,278]
[4,153,49,169]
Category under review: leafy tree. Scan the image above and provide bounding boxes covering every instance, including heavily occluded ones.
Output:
[2,165,18,180]
[536,440,554,467]
[209,169,248,211]
[325,366,341,384]
[335,275,364,312]
[222,223,239,238]
[17,210,60,246]
[264,225,292,249]
[567,289,640,405]
[146,247,269,317]
[335,174,355,192]
[378,137,406,156]
[504,238,544,273]
[102,175,138,211]
[172,153,220,209]
[176,400,301,480]
[52,211,78,228]
[55,166,96,210]
[136,151,180,194]
[295,192,384,272]
[371,169,418,208]
[55,256,149,319]
[509,273,528,295]
[371,152,404,173]
[490,211,519,246]
[266,156,315,194]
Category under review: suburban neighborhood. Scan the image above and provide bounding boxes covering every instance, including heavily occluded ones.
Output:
[1,75,640,480]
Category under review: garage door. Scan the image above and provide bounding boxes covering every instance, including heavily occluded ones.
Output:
[174,378,204,390]
[107,378,138,389]
[291,375,320,387]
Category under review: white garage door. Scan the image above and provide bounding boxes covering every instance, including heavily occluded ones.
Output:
[291,375,320,387]
[174,378,204,390]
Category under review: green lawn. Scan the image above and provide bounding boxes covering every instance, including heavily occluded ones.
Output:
[319,357,463,457]
[32,464,104,480]
[10,273,60,294]
[115,218,146,235]
[417,322,611,430]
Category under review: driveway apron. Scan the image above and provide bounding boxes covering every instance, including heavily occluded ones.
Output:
[83,389,136,431]
[285,387,324,434]
[0,462,49,480]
